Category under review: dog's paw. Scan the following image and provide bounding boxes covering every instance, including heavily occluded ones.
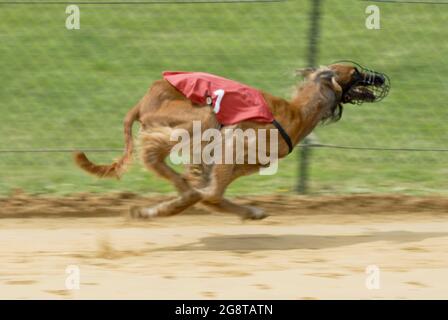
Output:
[129,206,143,219]
[243,206,269,220]
[129,206,158,219]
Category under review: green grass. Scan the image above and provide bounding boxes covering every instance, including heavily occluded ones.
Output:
[0,0,447,195]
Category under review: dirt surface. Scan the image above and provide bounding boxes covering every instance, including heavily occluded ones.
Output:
[1,193,448,299]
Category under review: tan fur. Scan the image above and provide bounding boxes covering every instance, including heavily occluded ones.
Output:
[74,64,363,219]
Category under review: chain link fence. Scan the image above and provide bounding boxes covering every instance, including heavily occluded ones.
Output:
[0,0,447,195]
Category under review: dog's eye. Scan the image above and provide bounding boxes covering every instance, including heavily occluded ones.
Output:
[352,68,363,81]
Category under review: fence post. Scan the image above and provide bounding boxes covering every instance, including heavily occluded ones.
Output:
[297,0,322,194]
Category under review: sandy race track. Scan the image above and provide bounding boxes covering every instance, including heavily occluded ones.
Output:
[1,193,448,299]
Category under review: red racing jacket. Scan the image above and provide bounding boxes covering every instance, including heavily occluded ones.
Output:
[163,71,274,126]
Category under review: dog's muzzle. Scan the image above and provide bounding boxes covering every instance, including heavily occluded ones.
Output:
[357,67,390,102]
[337,61,391,105]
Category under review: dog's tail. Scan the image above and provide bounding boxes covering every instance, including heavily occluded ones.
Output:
[74,105,140,178]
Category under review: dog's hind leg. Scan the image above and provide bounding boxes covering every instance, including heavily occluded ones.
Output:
[130,156,201,218]
[128,125,203,218]
[130,189,201,218]
[139,125,192,193]
[198,164,268,220]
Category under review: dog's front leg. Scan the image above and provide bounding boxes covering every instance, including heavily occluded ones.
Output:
[198,164,268,220]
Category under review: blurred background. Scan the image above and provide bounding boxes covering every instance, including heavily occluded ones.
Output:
[0,0,447,196]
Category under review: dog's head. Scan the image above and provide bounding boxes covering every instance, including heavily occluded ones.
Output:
[298,61,390,105]
[328,61,390,104]
[296,61,390,123]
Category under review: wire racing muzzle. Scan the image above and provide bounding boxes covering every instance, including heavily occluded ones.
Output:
[335,60,390,105]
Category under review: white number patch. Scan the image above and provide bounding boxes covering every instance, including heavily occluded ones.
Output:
[212,89,225,114]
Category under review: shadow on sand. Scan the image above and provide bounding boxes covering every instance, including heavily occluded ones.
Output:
[163,231,448,252]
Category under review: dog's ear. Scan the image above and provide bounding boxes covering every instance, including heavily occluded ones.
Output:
[296,67,317,78]
[317,70,343,99]
[331,77,343,99]
[316,70,335,82]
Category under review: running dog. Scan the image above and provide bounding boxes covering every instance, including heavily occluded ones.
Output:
[74,62,389,219]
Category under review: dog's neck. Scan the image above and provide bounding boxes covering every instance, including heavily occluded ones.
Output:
[270,82,338,149]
